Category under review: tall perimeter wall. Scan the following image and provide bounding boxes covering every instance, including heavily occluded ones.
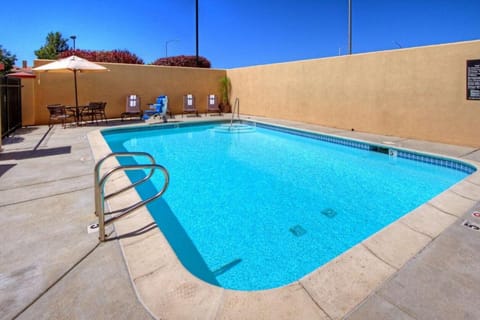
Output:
[227,40,480,147]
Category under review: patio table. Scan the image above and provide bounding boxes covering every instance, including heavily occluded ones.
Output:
[65,105,87,125]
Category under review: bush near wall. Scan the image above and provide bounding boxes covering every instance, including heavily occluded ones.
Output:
[152,55,211,68]
[59,49,144,64]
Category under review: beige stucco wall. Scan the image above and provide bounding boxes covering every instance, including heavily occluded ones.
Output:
[25,40,480,146]
[33,61,226,125]
[227,40,480,147]
[21,77,36,126]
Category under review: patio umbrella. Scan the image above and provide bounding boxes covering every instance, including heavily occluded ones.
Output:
[33,55,108,108]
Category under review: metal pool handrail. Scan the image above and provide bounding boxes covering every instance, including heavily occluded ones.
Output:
[94,152,169,242]
[230,97,240,127]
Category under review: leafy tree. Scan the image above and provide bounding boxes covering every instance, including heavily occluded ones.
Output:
[219,75,231,106]
[0,45,17,75]
[152,55,211,68]
[59,49,144,64]
[35,32,70,59]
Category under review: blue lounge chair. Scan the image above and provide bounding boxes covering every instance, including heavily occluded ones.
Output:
[143,95,169,122]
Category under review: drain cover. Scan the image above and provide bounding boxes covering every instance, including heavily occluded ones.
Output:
[289,225,307,237]
[321,208,337,218]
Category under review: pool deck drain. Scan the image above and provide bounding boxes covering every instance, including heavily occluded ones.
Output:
[1,115,480,319]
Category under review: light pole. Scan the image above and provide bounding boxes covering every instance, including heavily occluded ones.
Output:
[70,35,77,52]
[348,0,352,55]
[196,0,199,66]
[165,39,179,57]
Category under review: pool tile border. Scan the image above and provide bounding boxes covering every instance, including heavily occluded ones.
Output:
[251,120,476,174]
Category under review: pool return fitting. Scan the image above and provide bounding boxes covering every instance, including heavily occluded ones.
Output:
[94,152,169,242]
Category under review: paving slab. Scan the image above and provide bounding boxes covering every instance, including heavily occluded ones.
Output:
[362,221,433,269]
[216,284,329,320]
[399,203,457,238]
[429,190,477,216]
[0,123,150,320]
[347,206,480,320]
[396,139,477,158]
[300,245,396,320]
[16,241,151,320]
[346,293,415,320]
[0,174,92,206]
[463,149,480,162]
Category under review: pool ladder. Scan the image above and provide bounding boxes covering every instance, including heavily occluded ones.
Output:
[230,97,240,127]
[94,152,169,242]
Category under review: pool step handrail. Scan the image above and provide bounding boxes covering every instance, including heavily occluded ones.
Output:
[94,152,169,242]
[230,97,240,127]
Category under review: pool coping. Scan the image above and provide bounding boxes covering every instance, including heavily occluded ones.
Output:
[87,118,480,320]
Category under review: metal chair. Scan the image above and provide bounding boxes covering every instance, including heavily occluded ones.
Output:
[47,104,73,128]
[81,102,107,125]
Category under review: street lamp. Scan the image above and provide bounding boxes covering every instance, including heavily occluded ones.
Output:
[165,39,179,57]
[348,0,352,55]
[196,0,199,66]
[70,35,77,51]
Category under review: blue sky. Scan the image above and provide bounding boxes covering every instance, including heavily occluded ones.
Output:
[2,0,480,69]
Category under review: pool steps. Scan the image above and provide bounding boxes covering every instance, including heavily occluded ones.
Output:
[213,123,256,133]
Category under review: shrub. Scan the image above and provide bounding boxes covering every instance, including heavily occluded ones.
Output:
[59,49,144,64]
[152,55,211,68]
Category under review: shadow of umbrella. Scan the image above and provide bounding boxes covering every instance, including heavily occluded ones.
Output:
[33,55,109,109]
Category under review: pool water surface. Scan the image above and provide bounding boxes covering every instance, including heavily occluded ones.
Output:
[103,121,473,290]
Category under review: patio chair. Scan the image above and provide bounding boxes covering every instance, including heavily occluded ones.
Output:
[205,94,222,116]
[121,94,142,121]
[182,94,199,117]
[80,102,106,125]
[47,104,73,128]
[92,101,108,124]
[144,95,169,122]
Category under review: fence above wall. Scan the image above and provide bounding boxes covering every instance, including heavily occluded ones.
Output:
[1,76,22,138]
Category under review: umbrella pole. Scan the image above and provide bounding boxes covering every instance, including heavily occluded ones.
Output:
[74,69,79,108]
[73,69,80,124]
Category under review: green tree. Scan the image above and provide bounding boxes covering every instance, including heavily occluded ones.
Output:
[35,32,70,59]
[0,45,17,75]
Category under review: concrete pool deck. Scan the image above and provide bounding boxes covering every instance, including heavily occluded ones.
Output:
[1,115,479,319]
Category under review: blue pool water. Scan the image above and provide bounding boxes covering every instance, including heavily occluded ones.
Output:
[103,121,474,291]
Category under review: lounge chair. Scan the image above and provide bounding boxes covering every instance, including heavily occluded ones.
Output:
[205,94,222,116]
[144,95,169,122]
[121,94,142,121]
[47,104,73,128]
[182,94,199,117]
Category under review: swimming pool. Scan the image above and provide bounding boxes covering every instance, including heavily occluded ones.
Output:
[102,120,474,291]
